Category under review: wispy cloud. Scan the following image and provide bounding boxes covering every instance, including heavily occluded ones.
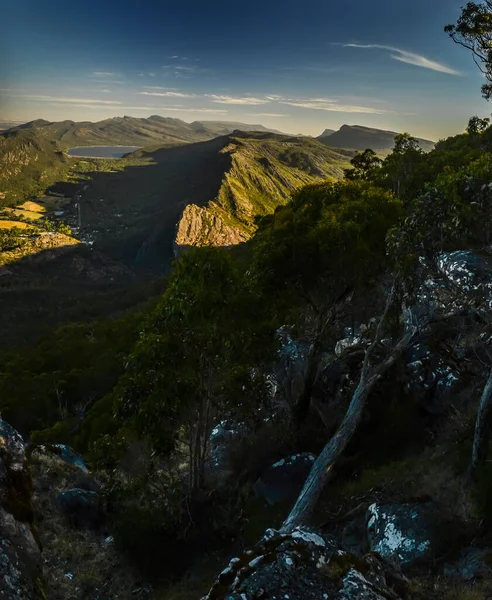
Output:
[92,71,119,77]
[143,86,179,91]
[158,107,228,114]
[1,93,123,105]
[280,97,390,114]
[207,94,269,105]
[140,91,196,98]
[244,112,287,117]
[343,44,461,75]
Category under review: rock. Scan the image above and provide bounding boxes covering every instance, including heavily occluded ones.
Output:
[253,453,316,505]
[366,501,451,569]
[271,327,311,410]
[53,444,89,473]
[0,419,26,474]
[403,343,459,413]
[206,419,250,485]
[202,527,407,599]
[444,546,492,581]
[438,251,492,299]
[57,488,102,528]
[0,420,41,600]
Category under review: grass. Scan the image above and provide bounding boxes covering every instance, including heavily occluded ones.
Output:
[0,220,31,229]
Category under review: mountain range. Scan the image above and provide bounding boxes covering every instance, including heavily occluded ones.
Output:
[6,115,283,148]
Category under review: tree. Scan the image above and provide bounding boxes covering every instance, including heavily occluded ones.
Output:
[281,285,418,532]
[445,1,492,99]
[115,247,274,492]
[344,148,382,181]
[467,115,490,136]
[379,133,425,200]
[252,180,402,425]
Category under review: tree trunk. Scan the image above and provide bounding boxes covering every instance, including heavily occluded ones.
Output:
[293,339,321,425]
[281,292,415,533]
[470,367,492,477]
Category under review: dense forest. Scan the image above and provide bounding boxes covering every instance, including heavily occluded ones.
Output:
[6,3,492,599]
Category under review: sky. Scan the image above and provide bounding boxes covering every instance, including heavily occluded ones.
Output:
[1,0,490,140]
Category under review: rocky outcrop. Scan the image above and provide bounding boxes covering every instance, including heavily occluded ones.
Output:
[175,203,248,249]
[202,527,408,599]
[0,419,42,600]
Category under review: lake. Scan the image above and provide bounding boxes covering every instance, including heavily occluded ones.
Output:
[66,146,142,159]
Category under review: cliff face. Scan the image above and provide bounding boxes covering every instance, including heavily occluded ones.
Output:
[175,203,248,248]
[174,135,349,250]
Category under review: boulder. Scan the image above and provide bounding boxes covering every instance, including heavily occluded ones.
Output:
[53,444,89,473]
[202,527,408,599]
[366,501,452,569]
[253,453,316,505]
[438,251,492,305]
[57,488,102,528]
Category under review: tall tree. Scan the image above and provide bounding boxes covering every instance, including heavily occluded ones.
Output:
[445,1,492,98]
[344,148,382,181]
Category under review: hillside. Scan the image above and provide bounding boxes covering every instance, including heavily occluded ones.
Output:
[75,132,350,266]
[0,128,70,205]
[319,124,435,154]
[0,116,289,206]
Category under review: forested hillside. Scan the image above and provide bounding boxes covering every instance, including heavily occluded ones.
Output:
[4,4,492,600]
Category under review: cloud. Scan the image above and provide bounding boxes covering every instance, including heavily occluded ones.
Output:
[2,94,123,105]
[92,71,118,77]
[207,94,269,105]
[244,113,287,117]
[343,44,461,75]
[158,107,228,114]
[140,91,196,98]
[143,86,179,91]
[280,98,389,114]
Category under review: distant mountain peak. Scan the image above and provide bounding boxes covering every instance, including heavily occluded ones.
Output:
[317,124,435,153]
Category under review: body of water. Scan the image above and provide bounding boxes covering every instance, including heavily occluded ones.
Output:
[66,146,142,159]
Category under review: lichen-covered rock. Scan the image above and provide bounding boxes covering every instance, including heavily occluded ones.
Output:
[202,527,407,599]
[444,546,492,581]
[53,444,89,473]
[438,251,492,306]
[0,419,26,474]
[366,501,451,569]
[0,420,41,600]
[253,453,316,505]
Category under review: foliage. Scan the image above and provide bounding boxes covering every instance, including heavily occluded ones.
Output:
[114,247,275,489]
[387,154,492,274]
[445,1,492,99]
[0,310,143,443]
[252,179,402,307]
[344,148,382,181]
[0,226,33,252]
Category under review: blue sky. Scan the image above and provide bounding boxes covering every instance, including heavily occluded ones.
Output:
[1,0,490,140]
